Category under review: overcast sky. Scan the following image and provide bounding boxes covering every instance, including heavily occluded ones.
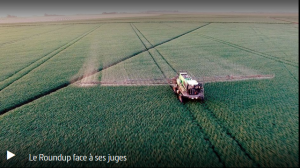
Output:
[0,0,298,17]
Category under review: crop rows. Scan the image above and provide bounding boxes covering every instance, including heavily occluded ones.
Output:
[0,24,99,82]
[198,34,298,67]
[100,23,211,84]
[0,25,41,36]
[202,61,298,167]
[155,36,264,79]
[132,22,209,46]
[130,23,167,79]
[100,52,164,83]
[0,23,146,114]
[134,22,260,167]
[0,86,223,167]
[100,14,289,23]
[195,23,299,64]
[80,23,212,84]
[0,24,70,46]
[0,24,102,91]
[151,23,298,167]
[0,22,214,115]
[131,23,177,79]
[0,15,298,167]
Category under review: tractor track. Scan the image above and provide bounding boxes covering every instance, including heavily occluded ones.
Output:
[199,101,260,167]
[0,23,212,115]
[133,22,230,167]
[130,23,167,78]
[198,34,298,67]
[280,50,299,83]
[180,102,225,167]
[163,22,297,68]
[281,62,298,83]
[0,24,73,47]
[0,24,101,85]
[0,40,74,83]
[186,101,260,167]
[0,24,102,92]
[131,23,179,74]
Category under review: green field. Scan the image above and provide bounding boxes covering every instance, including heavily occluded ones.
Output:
[0,14,298,167]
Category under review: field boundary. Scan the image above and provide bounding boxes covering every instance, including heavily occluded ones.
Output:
[0,24,102,91]
[0,24,72,47]
[198,34,298,67]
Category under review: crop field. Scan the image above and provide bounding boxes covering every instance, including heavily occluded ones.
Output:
[0,14,298,167]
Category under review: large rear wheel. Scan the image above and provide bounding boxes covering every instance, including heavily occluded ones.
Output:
[199,96,205,102]
[172,85,177,93]
[178,93,184,103]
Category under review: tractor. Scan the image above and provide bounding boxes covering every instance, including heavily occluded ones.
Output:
[171,71,204,103]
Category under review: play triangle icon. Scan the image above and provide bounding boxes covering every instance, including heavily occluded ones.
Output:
[7,150,15,160]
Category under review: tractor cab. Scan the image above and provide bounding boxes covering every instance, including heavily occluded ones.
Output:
[172,71,205,102]
[178,72,203,95]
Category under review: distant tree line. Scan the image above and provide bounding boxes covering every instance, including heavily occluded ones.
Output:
[7,14,17,18]
[44,13,65,17]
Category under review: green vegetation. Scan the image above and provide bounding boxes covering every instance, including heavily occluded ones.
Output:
[0,86,223,167]
[0,24,98,82]
[0,14,298,167]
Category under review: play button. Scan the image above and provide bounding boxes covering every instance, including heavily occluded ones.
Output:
[7,150,15,160]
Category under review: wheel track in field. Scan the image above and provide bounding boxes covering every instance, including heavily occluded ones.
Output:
[0,23,211,115]
[280,50,299,83]
[281,62,298,83]
[152,22,263,164]
[147,22,261,164]
[130,23,167,78]
[133,22,255,167]
[187,101,260,167]
[163,22,297,68]
[0,24,73,47]
[131,23,179,74]
[179,101,225,167]
[0,24,100,84]
[197,34,298,67]
[0,24,102,91]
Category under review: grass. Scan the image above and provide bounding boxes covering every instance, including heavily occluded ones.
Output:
[0,13,298,167]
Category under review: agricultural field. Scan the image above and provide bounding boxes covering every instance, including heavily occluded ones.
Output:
[0,13,298,167]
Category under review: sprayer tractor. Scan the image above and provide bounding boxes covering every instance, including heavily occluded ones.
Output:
[170,72,204,103]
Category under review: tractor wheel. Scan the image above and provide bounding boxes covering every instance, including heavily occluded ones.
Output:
[178,93,184,103]
[172,85,177,93]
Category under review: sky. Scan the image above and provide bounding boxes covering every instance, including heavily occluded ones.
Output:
[0,0,298,17]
